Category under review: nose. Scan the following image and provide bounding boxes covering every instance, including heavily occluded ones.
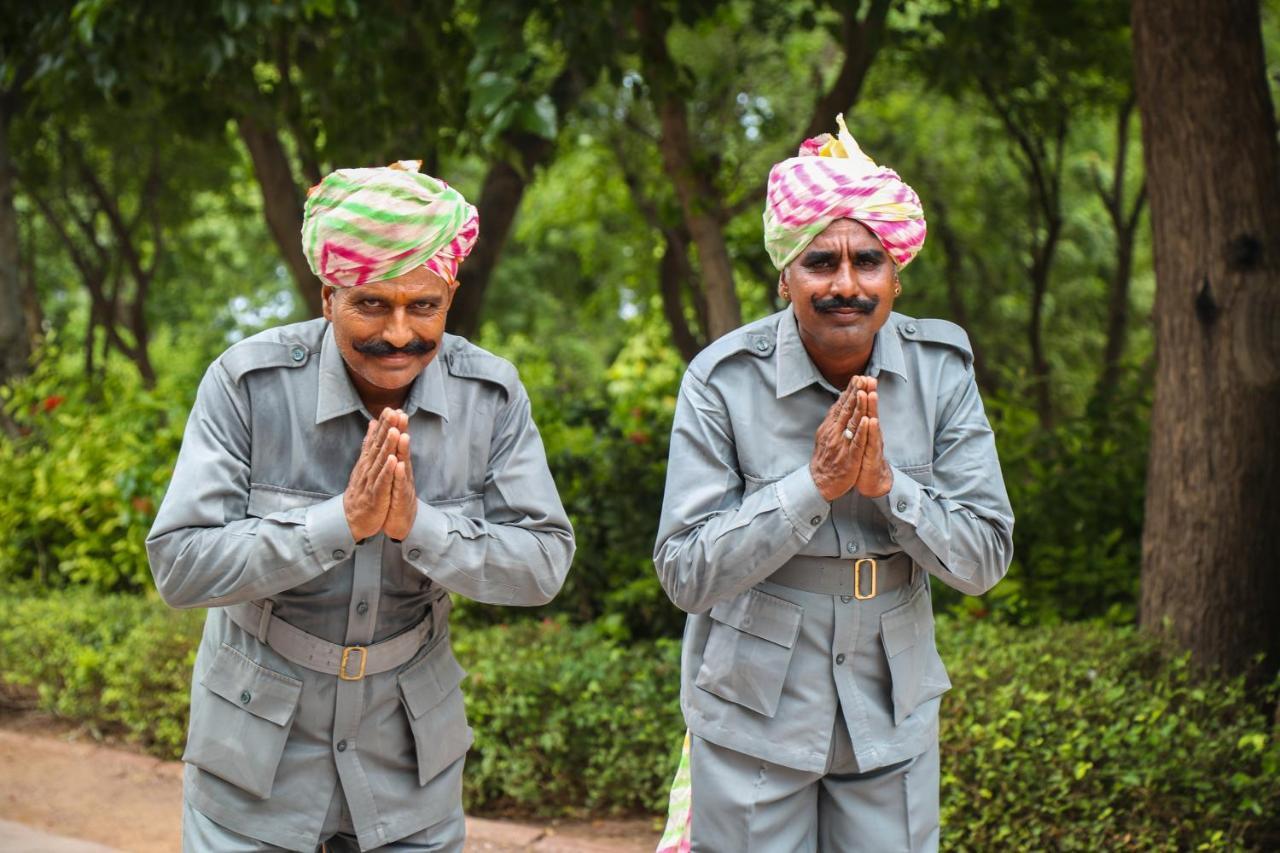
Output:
[829,257,859,297]
[382,308,413,348]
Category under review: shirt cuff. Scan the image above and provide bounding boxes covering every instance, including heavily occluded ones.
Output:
[400,499,450,564]
[775,465,830,534]
[305,495,358,567]
[872,467,924,537]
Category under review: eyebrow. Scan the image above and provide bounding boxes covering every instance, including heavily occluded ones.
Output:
[800,249,839,266]
[853,248,887,264]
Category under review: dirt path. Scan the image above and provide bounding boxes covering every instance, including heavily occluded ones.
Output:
[0,712,659,852]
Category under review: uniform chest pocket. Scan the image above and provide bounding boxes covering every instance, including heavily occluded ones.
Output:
[880,581,951,725]
[694,588,802,718]
[183,643,303,799]
[398,637,473,785]
[246,483,331,521]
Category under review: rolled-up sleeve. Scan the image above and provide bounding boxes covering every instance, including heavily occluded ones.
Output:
[399,382,574,606]
[873,363,1014,595]
[146,362,354,609]
[654,371,829,615]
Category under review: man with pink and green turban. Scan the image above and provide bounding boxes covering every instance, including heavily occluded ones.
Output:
[654,116,1013,851]
[149,161,574,852]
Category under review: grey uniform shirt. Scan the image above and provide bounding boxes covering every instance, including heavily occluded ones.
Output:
[147,318,574,851]
[655,307,1013,773]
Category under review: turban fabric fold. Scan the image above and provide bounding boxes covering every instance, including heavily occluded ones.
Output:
[302,160,479,288]
[764,115,926,270]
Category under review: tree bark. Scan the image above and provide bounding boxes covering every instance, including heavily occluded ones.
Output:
[1133,0,1280,681]
[1095,98,1147,402]
[236,115,323,317]
[447,132,552,339]
[0,93,31,387]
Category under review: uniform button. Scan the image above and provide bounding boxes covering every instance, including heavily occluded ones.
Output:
[407,548,422,561]
[336,740,347,752]
[810,516,822,526]
[840,595,853,603]
[755,339,769,352]
[741,616,753,629]
[905,324,917,335]
[239,690,251,704]
[896,500,908,512]
[332,549,346,561]
[356,600,368,615]
[836,654,846,665]
[290,345,306,362]
[845,541,858,554]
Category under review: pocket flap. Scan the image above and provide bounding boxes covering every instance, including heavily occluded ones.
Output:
[398,641,467,720]
[880,583,929,658]
[247,484,330,518]
[708,588,802,648]
[201,644,303,727]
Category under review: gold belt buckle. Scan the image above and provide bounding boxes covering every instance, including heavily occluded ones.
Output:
[339,646,367,681]
[853,558,878,600]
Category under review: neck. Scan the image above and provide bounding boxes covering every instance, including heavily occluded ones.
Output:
[800,336,874,390]
[346,367,411,417]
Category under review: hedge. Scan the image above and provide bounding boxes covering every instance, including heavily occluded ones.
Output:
[0,589,1276,848]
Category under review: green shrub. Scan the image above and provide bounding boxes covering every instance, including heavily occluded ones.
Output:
[0,337,195,592]
[2,594,1275,846]
[454,617,682,815]
[937,616,1279,851]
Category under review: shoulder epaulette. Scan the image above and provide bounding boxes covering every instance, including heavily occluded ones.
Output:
[689,319,777,381]
[897,317,973,366]
[220,339,312,384]
[443,336,518,395]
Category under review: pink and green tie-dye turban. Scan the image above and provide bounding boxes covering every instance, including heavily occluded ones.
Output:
[301,160,479,288]
[764,115,926,270]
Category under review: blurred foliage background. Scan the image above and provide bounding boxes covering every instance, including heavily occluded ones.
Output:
[0,0,1277,844]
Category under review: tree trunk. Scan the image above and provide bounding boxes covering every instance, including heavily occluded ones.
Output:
[237,115,323,318]
[1133,0,1280,681]
[656,99,742,342]
[0,94,31,386]
[447,134,551,339]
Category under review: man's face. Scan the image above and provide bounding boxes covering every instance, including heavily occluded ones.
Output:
[322,266,454,393]
[784,218,896,361]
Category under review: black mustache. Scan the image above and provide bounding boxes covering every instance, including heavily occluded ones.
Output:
[354,338,435,357]
[812,294,880,313]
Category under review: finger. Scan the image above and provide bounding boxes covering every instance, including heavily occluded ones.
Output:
[372,452,397,499]
[353,419,378,485]
[396,429,411,463]
[850,415,870,459]
[381,426,401,460]
[867,390,878,421]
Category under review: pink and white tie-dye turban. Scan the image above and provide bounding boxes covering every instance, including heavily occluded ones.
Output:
[301,160,479,288]
[764,115,926,270]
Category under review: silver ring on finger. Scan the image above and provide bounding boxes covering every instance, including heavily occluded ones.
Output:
[843,427,855,441]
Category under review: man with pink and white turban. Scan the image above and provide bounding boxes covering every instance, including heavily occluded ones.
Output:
[654,117,1013,851]
[149,161,573,852]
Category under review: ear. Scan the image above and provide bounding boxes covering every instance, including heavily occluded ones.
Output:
[321,285,337,322]
[777,270,791,302]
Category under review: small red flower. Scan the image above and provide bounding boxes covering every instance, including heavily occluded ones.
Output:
[628,430,650,445]
[131,497,154,514]
[41,395,65,413]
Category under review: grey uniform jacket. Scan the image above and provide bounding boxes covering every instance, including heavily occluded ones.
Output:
[654,307,1014,774]
[146,318,574,852]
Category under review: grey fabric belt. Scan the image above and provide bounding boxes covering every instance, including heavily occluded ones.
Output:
[767,552,915,598]
[226,595,442,680]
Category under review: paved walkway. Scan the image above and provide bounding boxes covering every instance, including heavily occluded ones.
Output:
[0,727,658,852]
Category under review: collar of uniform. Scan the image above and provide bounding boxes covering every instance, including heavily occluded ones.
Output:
[775,306,840,398]
[315,324,450,425]
[866,313,908,383]
[775,306,908,399]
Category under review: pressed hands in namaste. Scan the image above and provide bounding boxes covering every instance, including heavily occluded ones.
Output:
[809,376,893,502]
[343,407,418,541]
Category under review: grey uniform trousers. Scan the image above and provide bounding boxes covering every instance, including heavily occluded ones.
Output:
[182,756,466,853]
[689,723,940,853]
